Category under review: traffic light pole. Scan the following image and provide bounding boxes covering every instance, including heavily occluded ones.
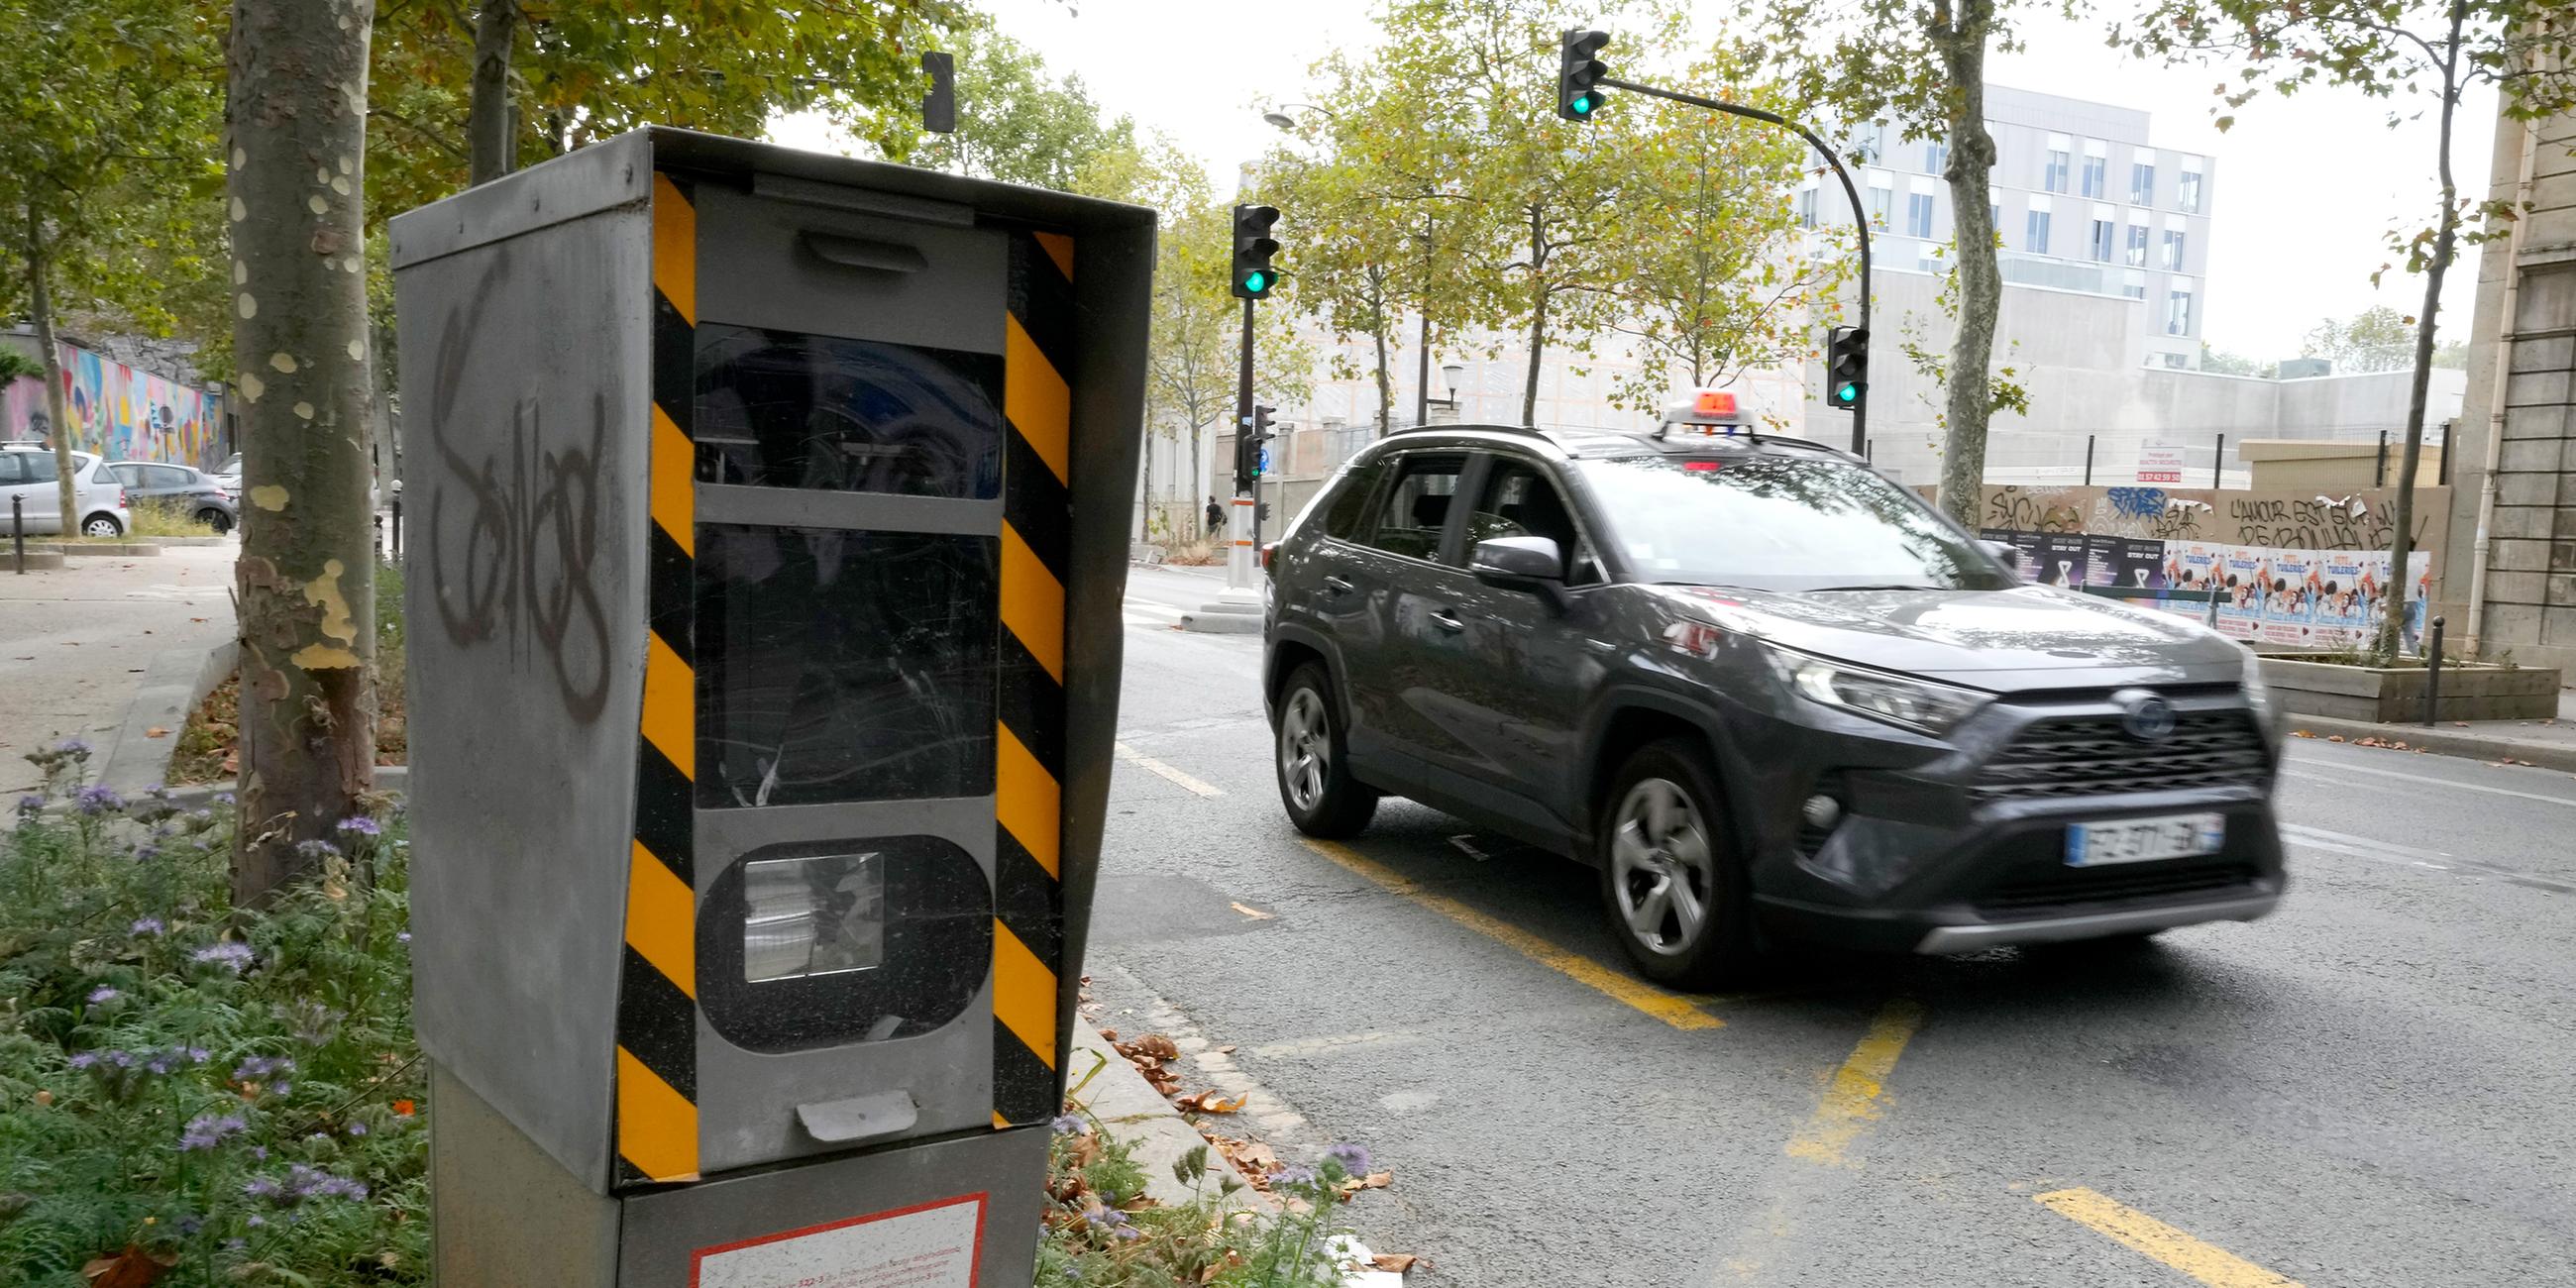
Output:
[1226,293,1258,593]
[1599,77,1870,456]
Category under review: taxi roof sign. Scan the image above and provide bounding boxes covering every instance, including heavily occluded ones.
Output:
[1659,387,1747,435]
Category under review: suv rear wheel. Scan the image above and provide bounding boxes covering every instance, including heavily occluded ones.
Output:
[1598,739,1757,988]
[197,507,232,534]
[1274,664,1376,838]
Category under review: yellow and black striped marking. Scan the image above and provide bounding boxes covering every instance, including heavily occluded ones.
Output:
[993,229,1076,1127]
[616,170,702,1186]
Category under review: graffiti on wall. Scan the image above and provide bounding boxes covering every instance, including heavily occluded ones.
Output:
[0,344,222,472]
[1981,483,2440,551]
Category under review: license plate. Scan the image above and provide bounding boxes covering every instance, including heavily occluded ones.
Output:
[2065,813,2225,867]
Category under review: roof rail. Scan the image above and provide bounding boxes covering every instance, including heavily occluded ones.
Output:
[1390,422,1548,438]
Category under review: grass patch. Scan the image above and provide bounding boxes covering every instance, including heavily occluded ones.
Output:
[127,500,223,540]
[0,746,423,1286]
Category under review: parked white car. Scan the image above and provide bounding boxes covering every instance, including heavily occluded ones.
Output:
[0,445,132,536]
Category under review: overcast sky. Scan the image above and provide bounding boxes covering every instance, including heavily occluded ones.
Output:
[773,0,2500,362]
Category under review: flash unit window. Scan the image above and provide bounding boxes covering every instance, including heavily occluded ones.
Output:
[740,851,886,983]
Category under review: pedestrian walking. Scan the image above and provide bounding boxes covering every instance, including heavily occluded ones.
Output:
[1205,494,1223,538]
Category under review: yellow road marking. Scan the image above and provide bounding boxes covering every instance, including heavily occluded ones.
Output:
[1299,838,1721,1030]
[1783,997,1923,1166]
[1115,740,1225,797]
[2036,1187,2307,1287]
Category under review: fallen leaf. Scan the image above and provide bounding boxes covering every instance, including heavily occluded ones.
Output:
[1371,1253,1419,1273]
[145,727,169,739]
[81,1245,175,1288]
[1229,901,1275,920]
[2326,735,2347,743]
[2289,729,2315,739]
[1217,1044,1237,1054]
[1098,1027,1118,1041]
[33,1090,52,1107]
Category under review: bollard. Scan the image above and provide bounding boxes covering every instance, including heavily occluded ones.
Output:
[373,511,384,562]
[2423,615,2446,727]
[2212,432,2225,489]
[2084,433,2095,485]
[389,494,401,559]
[11,494,22,574]
[2376,430,2390,487]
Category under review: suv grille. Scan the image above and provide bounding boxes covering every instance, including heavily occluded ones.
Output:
[1970,708,2269,805]
[1975,860,2262,920]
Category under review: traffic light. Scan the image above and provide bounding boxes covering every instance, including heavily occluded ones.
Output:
[1231,204,1281,299]
[1557,30,1610,122]
[1248,404,1276,479]
[919,52,955,134]
[1826,326,1869,411]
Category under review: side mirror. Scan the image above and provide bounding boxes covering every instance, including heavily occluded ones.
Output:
[1980,539,2021,572]
[1472,535,1564,587]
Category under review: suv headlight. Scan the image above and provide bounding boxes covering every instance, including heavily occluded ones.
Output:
[1764,643,1990,736]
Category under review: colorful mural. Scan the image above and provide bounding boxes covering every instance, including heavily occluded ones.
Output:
[0,343,224,472]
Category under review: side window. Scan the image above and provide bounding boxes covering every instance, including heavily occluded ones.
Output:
[111,464,145,486]
[20,453,57,484]
[0,455,24,485]
[1317,458,1387,541]
[1357,454,1464,562]
[150,466,193,488]
[1467,459,1602,587]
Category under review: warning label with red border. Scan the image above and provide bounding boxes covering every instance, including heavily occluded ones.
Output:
[691,1193,986,1288]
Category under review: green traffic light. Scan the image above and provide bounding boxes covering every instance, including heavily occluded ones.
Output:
[1835,383,1858,403]
[1243,270,1268,293]
[1571,95,1593,114]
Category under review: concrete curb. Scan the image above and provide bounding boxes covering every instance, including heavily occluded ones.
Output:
[2288,712,2576,773]
[28,541,163,557]
[6,549,64,571]
[101,641,238,796]
[157,765,408,811]
[1178,610,1264,635]
[1064,1018,1270,1213]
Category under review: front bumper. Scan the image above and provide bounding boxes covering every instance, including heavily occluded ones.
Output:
[1743,688,2287,955]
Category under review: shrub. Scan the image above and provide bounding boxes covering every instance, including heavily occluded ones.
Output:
[0,742,425,1287]
[1036,1115,1365,1287]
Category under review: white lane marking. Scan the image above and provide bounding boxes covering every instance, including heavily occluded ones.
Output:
[2284,822,2575,893]
[1114,741,1224,798]
[2279,822,2451,863]
[2282,760,2576,810]
[1247,1030,1421,1059]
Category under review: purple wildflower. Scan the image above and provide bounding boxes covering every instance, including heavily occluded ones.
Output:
[74,784,123,815]
[1051,1114,1088,1134]
[67,1052,99,1069]
[234,1055,297,1081]
[54,737,90,756]
[337,816,381,836]
[186,1047,209,1063]
[246,1215,266,1228]
[145,1053,175,1075]
[224,1239,246,1251]
[130,916,164,936]
[251,1146,268,1161]
[108,1051,136,1069]
[86,986,121,1004]
[241,1177,280,1199]
[293,838,340,861]
[15,795,41,814]
[214,792,236,805]
[178,1113,248,1150]
[269,1082,292,1097]
[346,1121,368,1137]
[395,931,410,944]
[192,940,255,973]
[1325,1142,1372,1175]
[1269,1165,1317,1188]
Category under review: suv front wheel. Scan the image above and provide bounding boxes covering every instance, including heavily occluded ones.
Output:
[1274,664,1377,838]
[1598,738,1758,988]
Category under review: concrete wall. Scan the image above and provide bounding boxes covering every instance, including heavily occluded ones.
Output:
[2436,96,2576,672]
[2240,440,2446,492]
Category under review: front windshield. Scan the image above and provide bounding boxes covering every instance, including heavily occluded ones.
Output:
[1574,453,2013,592]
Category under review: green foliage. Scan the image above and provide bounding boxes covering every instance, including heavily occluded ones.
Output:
[913,31,1137,189]
[2200,344,2279,378]
[2301,305,2435,374]
[0,351,43,383]
[0,747,422,1287]
[1035,1119,1365,1288]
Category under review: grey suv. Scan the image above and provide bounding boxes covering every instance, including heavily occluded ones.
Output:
[1262,421,2286,986]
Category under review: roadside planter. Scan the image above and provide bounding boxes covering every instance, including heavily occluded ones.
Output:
[2258,654,2562,723]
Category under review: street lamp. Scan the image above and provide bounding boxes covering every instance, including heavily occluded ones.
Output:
[1428,363,1465,422]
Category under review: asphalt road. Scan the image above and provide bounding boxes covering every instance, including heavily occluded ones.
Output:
[1091,564,2576,1287]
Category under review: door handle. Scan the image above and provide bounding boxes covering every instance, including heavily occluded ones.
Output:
[1323,576,1355,596]
[1430,609,1465,633]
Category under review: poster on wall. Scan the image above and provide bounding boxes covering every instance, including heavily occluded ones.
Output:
[2260,550,2318,649]
[2137,441,2187,484]
[2082,535,2121,589]
[2111,537,2167,594]
[1982,528,2045,582]
[2033,533,2091,589]
[2213,547,2266,639]
[2315,551,2371,648]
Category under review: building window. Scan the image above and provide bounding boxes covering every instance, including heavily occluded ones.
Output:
[2179,168,2203,213]
[2090,219,2115,263]
[1797,188,1817,229]
[2166,289,2193,336]
[2026,209,2052,255]
[2081,155,2106,198]
[2130,161,2156,206]
[1924,139,1947,173]
[2124,225,2148,267]
[1870,184,1893,229]
[2162,352,2191,371]
[1906,191,1935,238]
[2161,229,2187,270]
[2121,269,2147,300]
[2044,150,2070,193]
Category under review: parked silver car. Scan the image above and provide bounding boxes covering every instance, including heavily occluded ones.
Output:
[109,460,239,533]
[0,445,133,536]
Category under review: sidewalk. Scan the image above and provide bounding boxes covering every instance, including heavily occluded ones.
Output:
[0,544,237,794]
[2288,688,2576,772]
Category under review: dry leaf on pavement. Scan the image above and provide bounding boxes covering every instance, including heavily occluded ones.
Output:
[144,727,169,738]
[1371,1253,1419,1273]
